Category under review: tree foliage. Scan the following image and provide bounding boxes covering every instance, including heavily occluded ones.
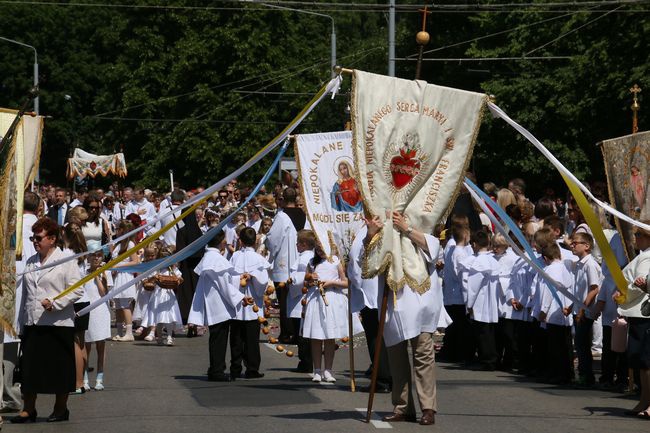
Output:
[0,1,647,197]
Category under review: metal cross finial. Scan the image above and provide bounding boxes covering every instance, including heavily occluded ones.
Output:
[419,6,432,32]
[631,84,642,134]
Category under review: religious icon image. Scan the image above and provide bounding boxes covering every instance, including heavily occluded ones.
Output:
[630,165,646,212]
[330,158,363,212]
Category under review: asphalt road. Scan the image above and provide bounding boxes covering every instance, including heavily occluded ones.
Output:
[3,328,648,433]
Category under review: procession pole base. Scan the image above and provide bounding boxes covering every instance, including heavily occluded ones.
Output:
[364,283,390,423]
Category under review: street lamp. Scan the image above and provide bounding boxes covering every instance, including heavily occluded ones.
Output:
[0,36,39,114]
[257,3,336,77]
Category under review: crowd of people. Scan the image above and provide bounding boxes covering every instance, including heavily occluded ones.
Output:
[2,173,650,426]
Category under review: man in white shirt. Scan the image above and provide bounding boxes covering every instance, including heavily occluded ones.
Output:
[125,187,157,236]
[69,186,87,208]
[159,189,186,248]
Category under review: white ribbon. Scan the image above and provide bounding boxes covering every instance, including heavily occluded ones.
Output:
[489,102,650,232]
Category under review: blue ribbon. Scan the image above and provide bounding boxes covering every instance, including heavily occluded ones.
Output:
[112,140,289,274]
[464,177,564,307]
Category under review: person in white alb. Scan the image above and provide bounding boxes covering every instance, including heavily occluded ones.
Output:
[229,228,271,379]
[159,189,186,248]
[364,211,443,426]
[125,187,157,236]
[188,231,243,382]
[287,230,316,373]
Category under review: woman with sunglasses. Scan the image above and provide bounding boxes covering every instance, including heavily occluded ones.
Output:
[11,217,83,424]
[82,197,111,254]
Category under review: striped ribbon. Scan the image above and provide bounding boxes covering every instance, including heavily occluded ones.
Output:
[53,76,341,301]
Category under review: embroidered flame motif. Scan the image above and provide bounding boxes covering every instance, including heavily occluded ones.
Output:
[389,133,422,190]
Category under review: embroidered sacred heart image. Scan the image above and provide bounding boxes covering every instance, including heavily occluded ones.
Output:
[389,133,423,190]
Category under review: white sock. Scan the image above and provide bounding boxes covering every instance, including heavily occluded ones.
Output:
[125,324,133,337]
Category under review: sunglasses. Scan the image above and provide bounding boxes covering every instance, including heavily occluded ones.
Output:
[88,206,100,210]
[30,235,51,242]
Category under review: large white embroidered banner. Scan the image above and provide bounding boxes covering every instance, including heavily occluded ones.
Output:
[296,131,365,260]
[351,70,486,293]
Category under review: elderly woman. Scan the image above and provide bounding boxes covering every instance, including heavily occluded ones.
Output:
[11,217,83,424]
[616,220,650,418]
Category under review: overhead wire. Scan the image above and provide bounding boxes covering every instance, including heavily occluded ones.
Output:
[524,5,623,56]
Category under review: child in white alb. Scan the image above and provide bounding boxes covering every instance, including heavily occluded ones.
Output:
[302,244,349,383]
[84,251,112,390]
[144,246,184,346]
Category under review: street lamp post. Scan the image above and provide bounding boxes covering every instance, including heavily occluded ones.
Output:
[0,36,39,114]
[258,3,336,77]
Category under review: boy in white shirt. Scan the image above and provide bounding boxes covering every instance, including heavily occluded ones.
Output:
[440,222,472,362]
[569,232,602,387]
[288,230,316,373]
[229,227,271,379]
[537,243,575,385]
[188,231,243,382]
[465,230,501,371]
[492,234,518,371]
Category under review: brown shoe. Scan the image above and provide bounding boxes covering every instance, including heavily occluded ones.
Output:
[419,409,435,425]
[381,412,417,422]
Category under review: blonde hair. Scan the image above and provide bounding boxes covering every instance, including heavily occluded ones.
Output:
[492,233,509,249]
[496,188,517,210]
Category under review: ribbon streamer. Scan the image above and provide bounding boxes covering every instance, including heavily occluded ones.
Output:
[464,177,563,307]
[488,102,650,232]
[27,75,342,275]
[76,141,288,316]
[560,172,629,302]
[487,102,629,302]
[464,181,586,310]
[52,75,341,299]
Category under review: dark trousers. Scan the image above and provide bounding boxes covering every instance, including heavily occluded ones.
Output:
[360,307,391,383]
[531,320,547,377]
[230,319,262,376]
[442,304,474,362]
[546,324,574,383]
[472,320,497,369]
[208,321,231,378]
[496,318,517,370]
[574,316,595,382]
[275,282,295,341]
[601,325,628,384]
[292,318,312,369]
[515,320,534,374]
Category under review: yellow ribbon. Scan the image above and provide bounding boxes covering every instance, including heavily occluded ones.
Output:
[54,81,331,301]
[560,173,628,303]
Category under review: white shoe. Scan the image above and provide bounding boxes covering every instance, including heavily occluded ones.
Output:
[113,334,135,342]
[94,380,104,391]
[166,336,174,346]
[312,370,322,383]
[144,334,154,342]
[323,370,336,383]
[83,381,91,391]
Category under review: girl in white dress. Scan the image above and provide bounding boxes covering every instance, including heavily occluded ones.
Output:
[111,221,141,341]
[302,245,349,383]
[84,251,112,390]
[144,247,184,346]
[135,244,160,341]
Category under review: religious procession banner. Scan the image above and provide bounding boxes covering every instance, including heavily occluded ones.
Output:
[67,148,127,179]
[351,70,487,293]
[295,131,365,260]
[601,130,650,260]
[0,109,43,333]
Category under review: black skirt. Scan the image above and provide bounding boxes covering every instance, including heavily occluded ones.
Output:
[627,318,650,370]
[20,325,76,394]
[74,302,90,331]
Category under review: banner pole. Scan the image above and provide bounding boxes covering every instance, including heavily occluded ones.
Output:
[364,282,389,423]
[348,284,356,392]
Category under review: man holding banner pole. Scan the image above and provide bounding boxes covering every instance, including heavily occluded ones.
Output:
[364,212,441,425]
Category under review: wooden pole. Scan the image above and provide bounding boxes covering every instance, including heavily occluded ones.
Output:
[347,285,356,392]
[364,282,390,423]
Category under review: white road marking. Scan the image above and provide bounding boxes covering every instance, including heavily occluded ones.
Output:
[356,408,393,429]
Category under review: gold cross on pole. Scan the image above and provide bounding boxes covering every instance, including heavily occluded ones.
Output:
[630,83,641,134]
[419,6,432,32]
